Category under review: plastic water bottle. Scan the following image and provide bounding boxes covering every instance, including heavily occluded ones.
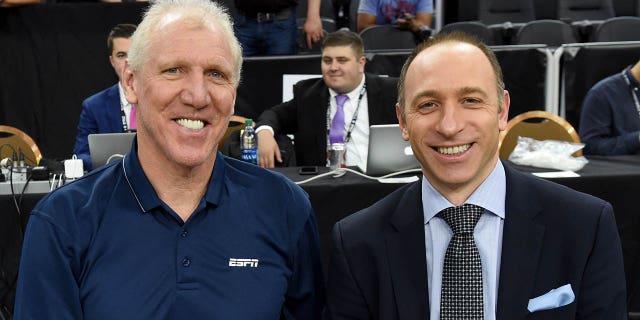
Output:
[241,118,258,165]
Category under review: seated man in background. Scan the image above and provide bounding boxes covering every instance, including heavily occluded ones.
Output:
[72,23,137,170]
[579,59,640,155]
[15,0,324,318]
[356,0,432,34]
[256,30,398,171]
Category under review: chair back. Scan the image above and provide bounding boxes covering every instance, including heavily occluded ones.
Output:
[219,115,248,151]
[0,125,42,166]
[557,0,614,22]
[478,0,535,25]
[359,25,416,50]
[515,19,577,46]
[440,21,496,45]
[498,111,581,159]
[592,16,640,42]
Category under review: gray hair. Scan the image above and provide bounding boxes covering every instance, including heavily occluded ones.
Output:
[128,0,243,87]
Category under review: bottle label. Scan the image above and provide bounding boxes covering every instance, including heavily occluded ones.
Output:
[241,149,258,165]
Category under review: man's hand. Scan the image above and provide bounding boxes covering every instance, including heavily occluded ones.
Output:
[257,130,282,168]
[304,16,323,49]
[303,0,323,48]
[397,12,432,33]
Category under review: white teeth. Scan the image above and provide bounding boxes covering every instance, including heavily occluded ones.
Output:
[176,118,204,130]
[437,144,470,155]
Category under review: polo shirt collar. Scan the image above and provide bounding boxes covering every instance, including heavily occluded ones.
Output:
[624,65,640,89]
[122,137,226,212]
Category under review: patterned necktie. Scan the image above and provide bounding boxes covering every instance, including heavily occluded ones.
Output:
[438,204,484,320]
[129,105,137,131]
[329,94,348,144]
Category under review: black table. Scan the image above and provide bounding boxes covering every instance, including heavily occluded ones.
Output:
[2,156,640,311]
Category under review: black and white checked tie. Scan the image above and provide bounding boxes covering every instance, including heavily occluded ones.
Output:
[438,204,484,320]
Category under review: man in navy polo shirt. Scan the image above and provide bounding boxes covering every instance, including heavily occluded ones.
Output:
[14,0,324,318]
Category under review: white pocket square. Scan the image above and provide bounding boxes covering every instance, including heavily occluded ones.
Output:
[527,284,575,313]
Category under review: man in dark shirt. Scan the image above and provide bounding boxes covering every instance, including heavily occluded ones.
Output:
[14,0,324,318]
[579,59,640,155]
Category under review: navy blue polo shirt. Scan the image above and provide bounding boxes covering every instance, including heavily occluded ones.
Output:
[15,146,324,319]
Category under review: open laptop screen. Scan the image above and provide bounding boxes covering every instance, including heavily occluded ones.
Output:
[366,124,420,176]
[88,132,136,169]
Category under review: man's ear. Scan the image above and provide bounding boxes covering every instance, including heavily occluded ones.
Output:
[498,90,510,132]
[122,60,138,105]
[396,103,409,141]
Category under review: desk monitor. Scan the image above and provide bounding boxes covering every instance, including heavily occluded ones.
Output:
[366,124,420,176]
[88,133,136,169]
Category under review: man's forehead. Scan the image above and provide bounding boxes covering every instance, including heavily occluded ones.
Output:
[322,45,356,59]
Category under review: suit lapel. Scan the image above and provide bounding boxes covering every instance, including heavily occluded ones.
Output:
[315,82,330,157]
[385,182,430,320]
[496,165,546,320]
[107,84,124,133]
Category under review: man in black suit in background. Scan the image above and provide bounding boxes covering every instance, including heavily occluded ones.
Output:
[325,31,627,319]
[255,30,398,171]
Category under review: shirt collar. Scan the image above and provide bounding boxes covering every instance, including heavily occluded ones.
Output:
[328,75,365,101]
[422,160,506,224]
[117,82,129,108]
[122,138,226,212]
[624,66,640,89]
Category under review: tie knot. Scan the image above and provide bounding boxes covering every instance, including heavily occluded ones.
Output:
[438,204,483,234]
[336,94,348,107]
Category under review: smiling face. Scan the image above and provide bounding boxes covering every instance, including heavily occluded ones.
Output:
[123,19,236,173]
[397,41,510,204]
[321,45,365,94]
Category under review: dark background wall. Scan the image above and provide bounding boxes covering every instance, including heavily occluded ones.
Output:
[1,1,639,162]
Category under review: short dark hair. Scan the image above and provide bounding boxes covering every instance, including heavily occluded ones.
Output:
[321,29,364,57]
[397,31,505,116]
[107,23,137,54]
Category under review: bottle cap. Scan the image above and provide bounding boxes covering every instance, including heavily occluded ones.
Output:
[245,118,253,126]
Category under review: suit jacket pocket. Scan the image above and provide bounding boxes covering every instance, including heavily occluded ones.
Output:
[526,301,575,320]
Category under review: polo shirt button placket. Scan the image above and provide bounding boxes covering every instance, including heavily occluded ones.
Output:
[181,230,188,238]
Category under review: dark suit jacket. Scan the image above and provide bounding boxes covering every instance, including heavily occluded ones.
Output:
[72,84,123,170]
[326,163,627,319]
[256,73,398,166]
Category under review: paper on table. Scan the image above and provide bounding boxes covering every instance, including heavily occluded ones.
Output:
[532,171,580,178]
[378,176,420,183]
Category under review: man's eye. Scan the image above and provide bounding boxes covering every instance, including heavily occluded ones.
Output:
[419,101,436,109]
[463,98,481,104]
[164,68,179,74]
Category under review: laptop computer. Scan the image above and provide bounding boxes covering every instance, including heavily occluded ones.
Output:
[366,124,421,176]
[88,132,136,169]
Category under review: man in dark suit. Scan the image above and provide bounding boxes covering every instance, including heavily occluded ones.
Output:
[325,32,627,319]
[255,30,398,170]
[72,23,137,171]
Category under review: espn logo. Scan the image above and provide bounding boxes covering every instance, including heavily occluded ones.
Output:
[229,258,259,268]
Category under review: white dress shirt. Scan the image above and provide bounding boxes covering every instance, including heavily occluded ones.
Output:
[118,82,132,128]
[422,160,506,320]
[327,76,369,172]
